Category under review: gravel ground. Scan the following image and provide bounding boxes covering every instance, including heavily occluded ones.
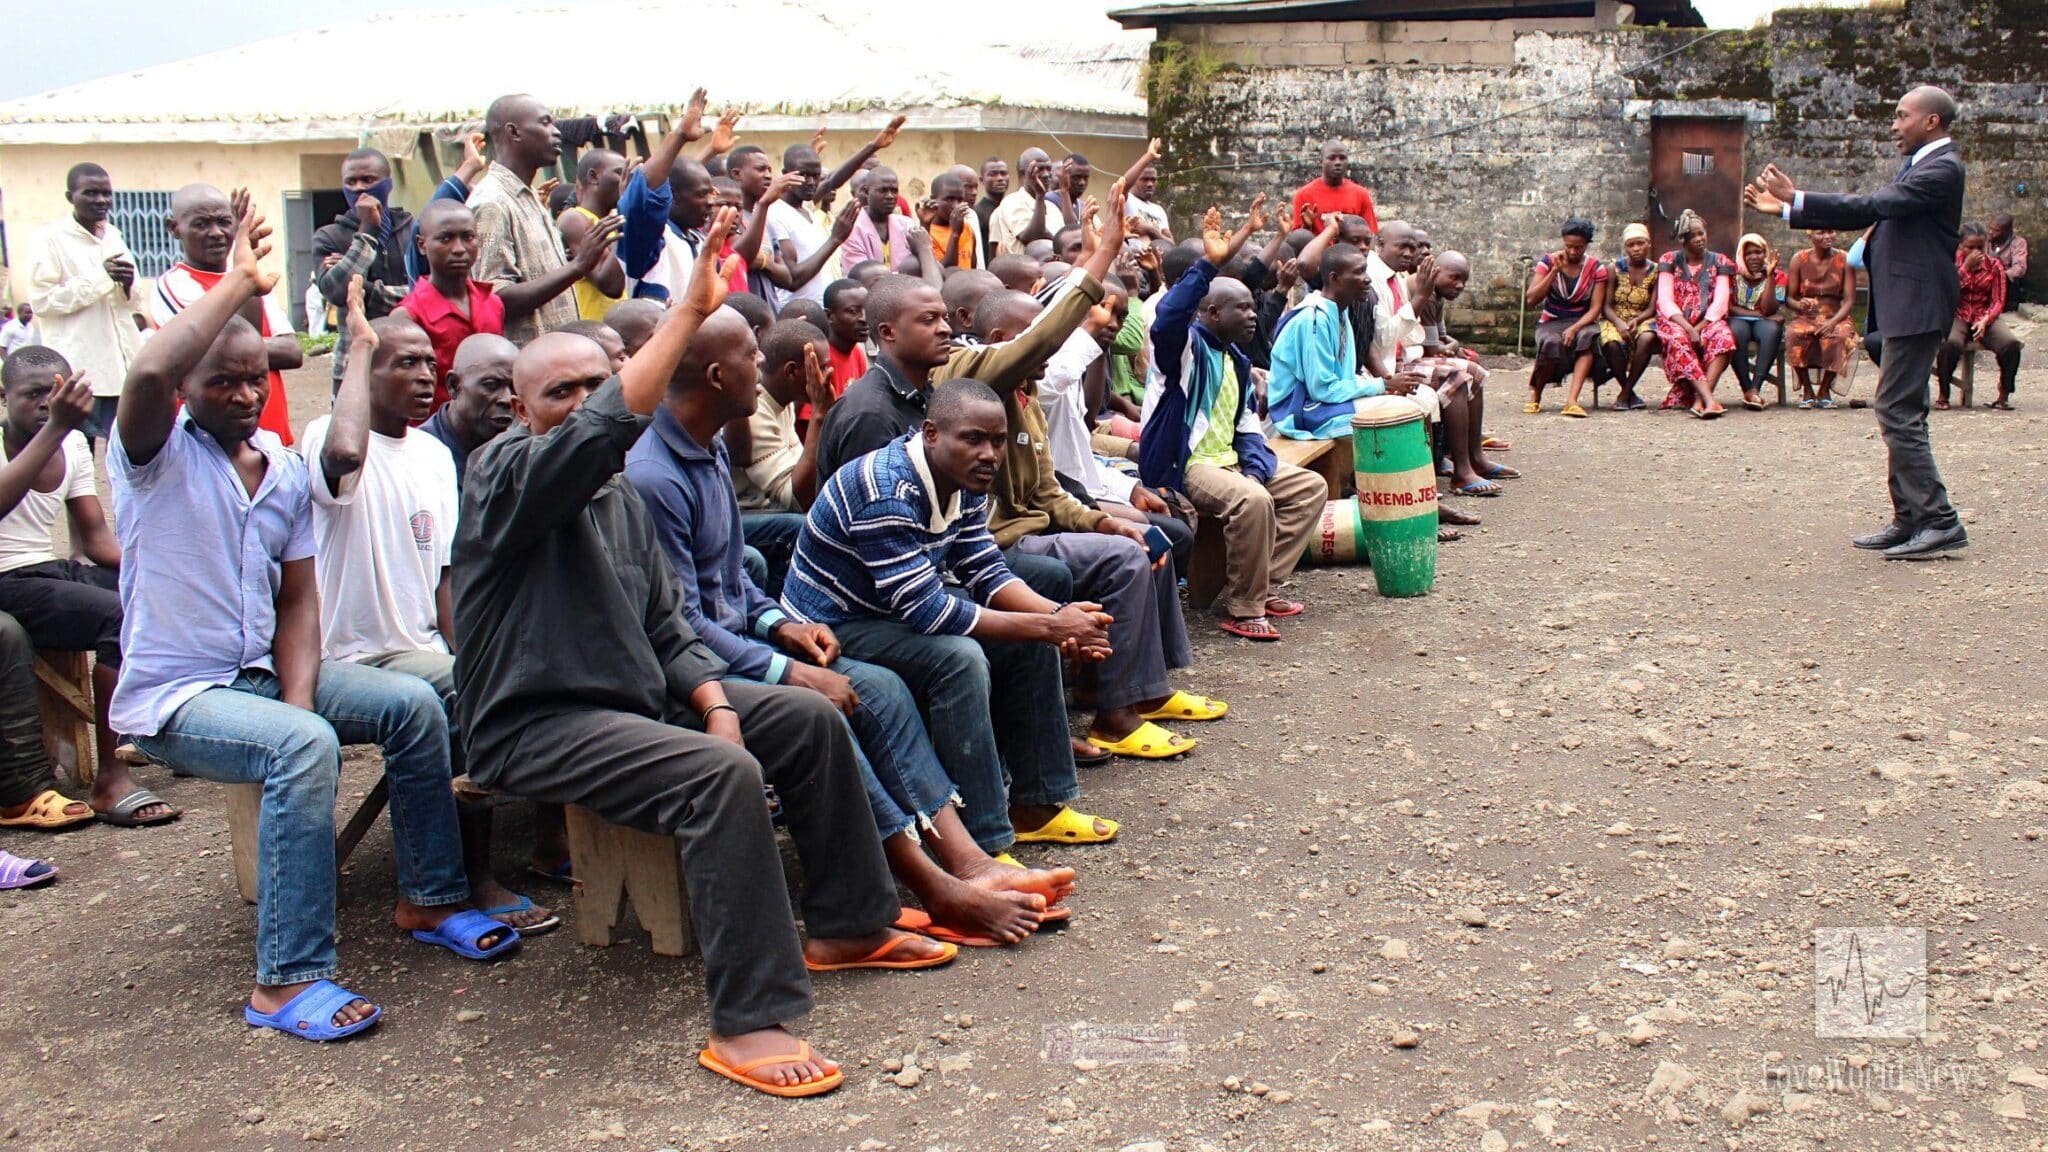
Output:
[1,343,2043,1152]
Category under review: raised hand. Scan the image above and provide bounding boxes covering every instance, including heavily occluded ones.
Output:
[1742,180,1786,216]
[232,190,280,295]
[810,121,828,159]
[803,343,835,413]
[679,87,709,142]
[47,372,94,431]
[345,274,378,349]
[686,205,740,318]
[1758,164,1795,201]
[1275,258,1300,292]
[1201,207,1229,265]
[916,198,941,229]
[708,108,742,155]
[764,170,804,205]
[872,114,907,150]
[829,198,860,244]
[463,130,487,169]
[949,201,972,231]
[573,212,624,273]
[534,175,561,203]
[1245,192,1268,235]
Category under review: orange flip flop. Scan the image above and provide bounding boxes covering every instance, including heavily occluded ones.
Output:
[805,931,958,972]
[697,1041,844,1098]
[894,906,1008,948]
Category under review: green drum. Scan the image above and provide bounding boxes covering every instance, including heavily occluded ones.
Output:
[1350,399,1438,597]
[1300,497,1366,565]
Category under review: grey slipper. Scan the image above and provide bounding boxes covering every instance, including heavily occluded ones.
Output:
[95,788,181,827]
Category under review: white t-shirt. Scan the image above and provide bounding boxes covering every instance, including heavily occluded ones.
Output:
[0,430,93,572]
[0,318,39,353]
[297,417,459,662]
[766,199,832,309]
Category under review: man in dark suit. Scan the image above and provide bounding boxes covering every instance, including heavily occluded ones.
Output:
[1746,86,1967,560]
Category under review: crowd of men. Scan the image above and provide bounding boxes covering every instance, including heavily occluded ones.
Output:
[7,87,1758,1097]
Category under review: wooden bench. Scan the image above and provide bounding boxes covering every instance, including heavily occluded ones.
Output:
[1953,343,1982,408]
[33,651,97,787]
[1187,435,1347,610]
[224,773,390,905]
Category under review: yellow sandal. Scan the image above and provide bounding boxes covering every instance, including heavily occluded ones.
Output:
[0,789,94,830]
[1562,404,1588,418]
[1138,691,1229,722]
[1522,401,1542,414]
[1014,806,1119,844]
[1087,721,1198,760]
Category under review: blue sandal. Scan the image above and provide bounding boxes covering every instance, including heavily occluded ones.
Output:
[1455,480,1503,497]
[411,908,521,960]
[243,980,381,1042]
[479,894,561,936]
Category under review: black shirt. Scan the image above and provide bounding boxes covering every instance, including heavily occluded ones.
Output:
[815,354,927,482]
[974,195,1001,264]
[453,378,726,763]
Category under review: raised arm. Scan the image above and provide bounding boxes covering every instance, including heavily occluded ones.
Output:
[119,190,278,467]
[693,108,742,166]
[644,90,709,195]
[736,171,800,269]
[316,276,378,497]
[0,372,92,518]
[816,115,906,202]
[1294,213,1342,281]
[767,200,857,292]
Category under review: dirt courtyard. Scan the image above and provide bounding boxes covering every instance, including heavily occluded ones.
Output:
[1,348,2043,1152]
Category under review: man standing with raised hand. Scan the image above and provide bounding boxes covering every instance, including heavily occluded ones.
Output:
[1747,85,1967,560]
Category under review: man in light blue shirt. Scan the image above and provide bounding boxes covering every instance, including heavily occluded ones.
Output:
[109,216,513,1044]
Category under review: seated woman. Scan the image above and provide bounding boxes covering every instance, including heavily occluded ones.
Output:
[1653,209,1736,418]
[1935,222,2025,410]
[1727,234,1786,410]
[1598,223,1660,410]
[1784,229,1857,409]
[1524,217,1609,418]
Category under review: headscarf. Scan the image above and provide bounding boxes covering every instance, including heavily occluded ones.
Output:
[1673,209,1706,242]
[1621,222,1651,245]
[1736,233,1771,279]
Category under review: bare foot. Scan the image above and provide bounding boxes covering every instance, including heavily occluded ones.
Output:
[957,854,1077,905]
[251,981,375,1029]
[392,900,510,952]
[471,878,553,931]
[922,878,1046,944]
[706,1026,837,1089]
[804,928,952,968]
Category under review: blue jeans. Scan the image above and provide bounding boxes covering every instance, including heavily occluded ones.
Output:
[829,618,1078,852]
[740,512,808,598]
[131,663,467,986]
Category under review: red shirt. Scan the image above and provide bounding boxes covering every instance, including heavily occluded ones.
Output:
[1291,179,1381,234]
[803,342,869,424]
[395,278,507,412]
[1955,250,2007,327]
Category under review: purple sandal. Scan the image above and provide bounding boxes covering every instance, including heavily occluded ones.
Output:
[0,849,57,890]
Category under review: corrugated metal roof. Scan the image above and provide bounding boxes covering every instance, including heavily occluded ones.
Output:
[0,0,1153,145]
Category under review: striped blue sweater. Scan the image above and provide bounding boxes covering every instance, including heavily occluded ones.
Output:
[782,435,1021,636]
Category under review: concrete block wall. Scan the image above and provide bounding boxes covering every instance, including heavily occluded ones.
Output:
[1181,17,1596,69]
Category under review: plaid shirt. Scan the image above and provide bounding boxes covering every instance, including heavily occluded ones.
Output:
[466,162,577,343]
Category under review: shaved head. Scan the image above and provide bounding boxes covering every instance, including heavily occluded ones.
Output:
[1437,250,1470,277]
[419,197,472,230]
[166,183,236,269]
[170,182,227,216]
[512,330,612,434]
[603,299,665,357]
[973,289,1043,344]
[942,270,1002,330]
[484,93,541,139]
[451,332,517,377]
[675,306,753,389]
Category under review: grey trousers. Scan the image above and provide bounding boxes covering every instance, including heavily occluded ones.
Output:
[471,680,898,1035]
[1009,531,1191,712]
[0,611,56,807]
[1874,331,1959,531]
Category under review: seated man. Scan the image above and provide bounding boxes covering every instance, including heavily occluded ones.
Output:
[1268,243,1426,440]
[110,198,507,1043]
[300,280,552,934]
[1140,201,1327,642]
[454,211,947,1097]
[1410,251,1506,495]
[0,351,171,828]
[603,298,665,358]
[822,278,869,393]
[723,321,833,596]
[787,379,1120,847]
[973,274,1225,760]
[0,610,66,881]
[627,308,1071,943]
[418,333,517,486]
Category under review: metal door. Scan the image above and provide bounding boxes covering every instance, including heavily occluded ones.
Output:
[283,192,316,331]
[1649,117,1746,252]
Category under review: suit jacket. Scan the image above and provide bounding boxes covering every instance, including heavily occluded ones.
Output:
[1790,143,1963,339]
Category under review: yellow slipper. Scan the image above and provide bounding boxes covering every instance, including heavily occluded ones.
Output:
[1562,404,1588,418]
[1014,806,1119,844]
[1087,721,1198,760]
[1138,690,1229,722]
[0,789,94,830]
[1522,401,1542,414]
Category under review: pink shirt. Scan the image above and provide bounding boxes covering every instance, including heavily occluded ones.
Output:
[842,212,917,273]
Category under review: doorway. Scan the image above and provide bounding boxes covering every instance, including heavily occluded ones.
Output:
[1649,117,1746,252]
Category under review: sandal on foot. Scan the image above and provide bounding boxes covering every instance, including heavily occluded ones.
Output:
[1455,480,1502,497]
[1087,721,1197,760]
[698,1040,844,1098]
[1220,616,1281,641]
[1932,399,1950,410]
[525,860,574,885]
[243,980,380,1043]
[0,849,56,890]
[894,907,1009,948]
[94,787,180,828]
[1014,806,1119,845]
[0,789,93,831]
[1481,464,1521,480]
[1072,738,1112,767]
[410,908,521,961]
[479,894,561,936]
[1815,397,1838,409]
[1741,394,1766,411]
[1561,404,1587,419]
[1438,527,1463,543]
[805,932,957,972]
[1481,436,1511,451]
[1264,598,1304,618]
[1138,690,1228,722]
[1990,400,2014,411]
[1521,401,1542,414]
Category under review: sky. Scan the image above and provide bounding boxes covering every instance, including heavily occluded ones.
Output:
[0,0,1819,102]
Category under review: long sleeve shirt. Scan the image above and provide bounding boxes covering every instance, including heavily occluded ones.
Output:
[625,407,793,685]
[1268,291,1385,440]
[1141,259,1276,492]
[1955,251,2007,326]
[452,377,726,760]
[1988,233,2027,283]
[841,212,916,272]
[25,216,141,398]
[782,435,1020,636]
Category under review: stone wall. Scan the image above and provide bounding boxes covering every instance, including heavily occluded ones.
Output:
[1146,0,2048,350]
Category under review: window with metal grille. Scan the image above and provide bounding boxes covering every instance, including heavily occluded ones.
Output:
[1681,151,1715,177]
[109,190,177,278]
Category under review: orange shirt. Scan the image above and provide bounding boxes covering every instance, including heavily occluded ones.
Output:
[930,222,979,269]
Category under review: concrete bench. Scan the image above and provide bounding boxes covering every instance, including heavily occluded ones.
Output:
[1188,435,1347,610]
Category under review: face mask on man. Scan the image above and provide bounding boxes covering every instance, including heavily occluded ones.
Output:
[343,178,397,240]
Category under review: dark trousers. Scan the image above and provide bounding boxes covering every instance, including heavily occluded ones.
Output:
[1936,316,2024,395]
[1728,316,1784,394]
[0,611,56,807]
[1874,331,1958,531]
[0,560,122,667]
[1147,510,1196,579]
[739,511,808,598]
[1001,547,1074,602]
[472,681,897,1035]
